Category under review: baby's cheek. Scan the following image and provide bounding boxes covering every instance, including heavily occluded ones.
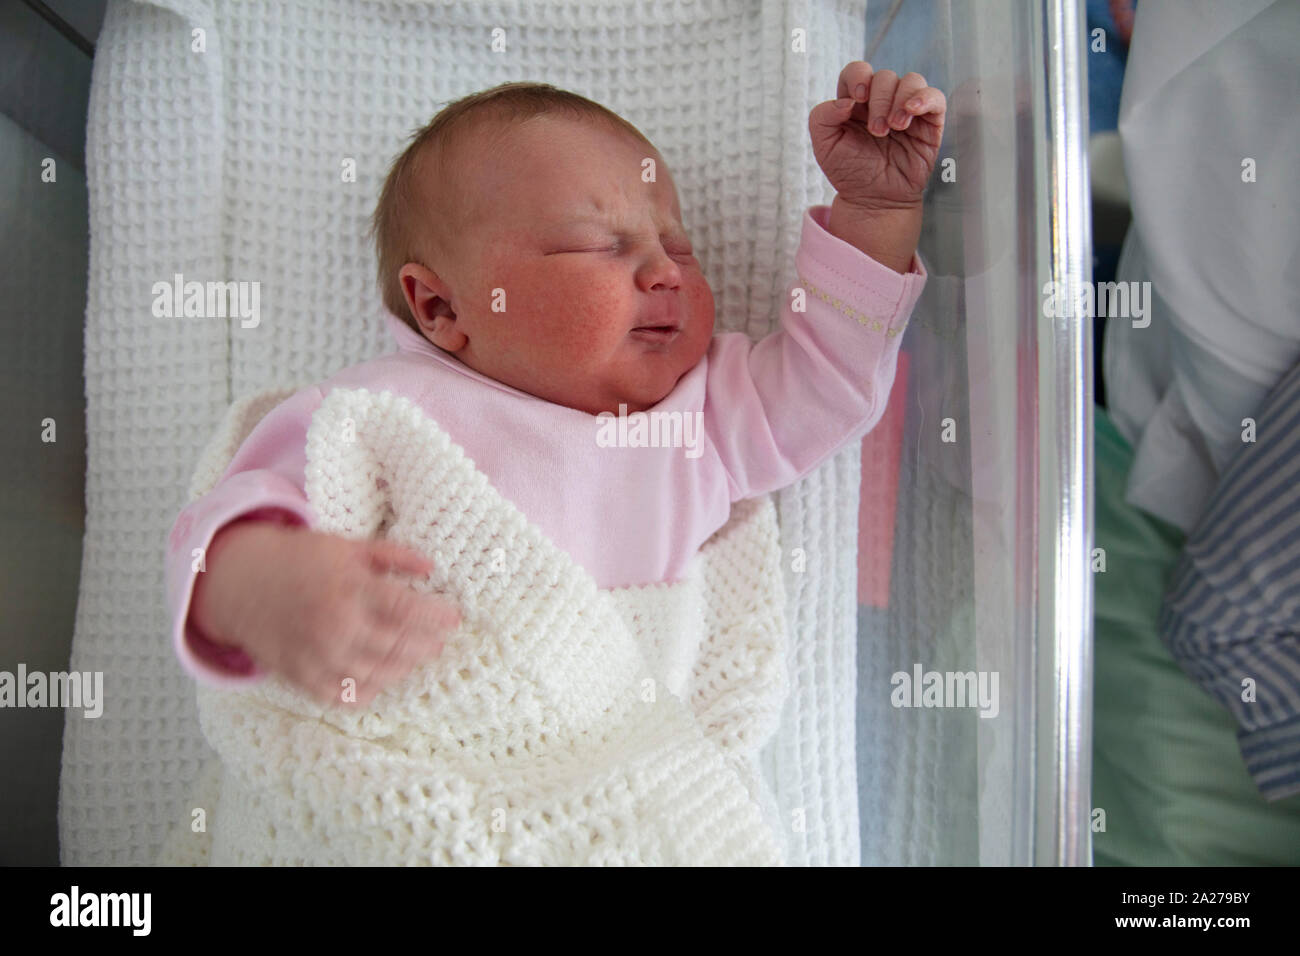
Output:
[531,272,628,351]
[684,276,716,325]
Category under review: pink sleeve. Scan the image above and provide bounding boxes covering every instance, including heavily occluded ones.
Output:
[705,204,927,500]
[164,385,324,688]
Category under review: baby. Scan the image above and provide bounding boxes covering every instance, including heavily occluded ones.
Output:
[166,65,945,708]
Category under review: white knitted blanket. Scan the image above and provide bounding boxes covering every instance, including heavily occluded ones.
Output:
[67,0,867,865]
[157,387,789,865]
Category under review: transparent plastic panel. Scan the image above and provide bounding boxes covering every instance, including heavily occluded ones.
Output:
[853,0,1092,865]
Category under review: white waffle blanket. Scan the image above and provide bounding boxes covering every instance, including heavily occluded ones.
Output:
[65,0,867,865]
[157,387,788,865]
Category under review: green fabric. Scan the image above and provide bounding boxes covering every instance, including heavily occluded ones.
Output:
[1091,406,1300,864]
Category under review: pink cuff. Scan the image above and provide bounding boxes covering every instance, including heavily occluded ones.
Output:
[183,508,306,681]
[166,474,316,689]
[798,205,928,336]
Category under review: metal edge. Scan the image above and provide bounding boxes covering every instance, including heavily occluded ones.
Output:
[1037,0,1095,866]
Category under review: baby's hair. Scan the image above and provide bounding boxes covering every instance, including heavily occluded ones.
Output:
[370,81,657,332]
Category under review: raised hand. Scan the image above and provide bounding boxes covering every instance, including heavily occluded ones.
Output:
[809,61,947,213]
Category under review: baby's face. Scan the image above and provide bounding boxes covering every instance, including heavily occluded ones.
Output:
[404,115,715,416]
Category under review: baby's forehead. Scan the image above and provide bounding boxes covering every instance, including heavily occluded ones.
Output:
[530,179,685,235]
[445,118,681,219]
[448,111,651,168]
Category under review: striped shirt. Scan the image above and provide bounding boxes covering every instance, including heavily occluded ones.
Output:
[1158,358,1300,802]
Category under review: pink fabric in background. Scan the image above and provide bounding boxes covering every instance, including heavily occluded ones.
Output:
[857,349,909,608]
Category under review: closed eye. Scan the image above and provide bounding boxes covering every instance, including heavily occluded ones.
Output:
[543,241,696,260]
[663,238,696,259]
[544,245,619,256]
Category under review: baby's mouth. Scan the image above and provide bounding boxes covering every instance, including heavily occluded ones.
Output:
[632,300,684,343]
[630,325,681,343]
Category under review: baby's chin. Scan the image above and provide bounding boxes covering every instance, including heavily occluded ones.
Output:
[580,380,674,416]
[564,338,706,415]
[611,379,683,415]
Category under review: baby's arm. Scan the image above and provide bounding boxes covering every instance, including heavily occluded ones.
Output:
[704,207,925,500]
[165,386,460,705]
[705,62,944,500]
[165,386,323,686]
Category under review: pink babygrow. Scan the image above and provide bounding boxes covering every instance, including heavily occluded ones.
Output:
[165,205,927,687]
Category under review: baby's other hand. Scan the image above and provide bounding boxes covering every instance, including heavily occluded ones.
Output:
[809,62,946,212]
[192,521,461,707]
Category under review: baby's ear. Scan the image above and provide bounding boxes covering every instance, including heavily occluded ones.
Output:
[400,265,467,352]
[398,263,452,326]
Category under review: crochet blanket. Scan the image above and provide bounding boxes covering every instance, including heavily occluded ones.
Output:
[157,388,789,865]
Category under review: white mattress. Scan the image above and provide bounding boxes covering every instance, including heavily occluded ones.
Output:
[63,0,870,865]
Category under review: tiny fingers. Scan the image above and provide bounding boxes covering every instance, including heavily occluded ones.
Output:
[866,69,899,136]
[837,60,874,102]
[365,539,434,577]
[903,86,947,122]
[888,73,929,130]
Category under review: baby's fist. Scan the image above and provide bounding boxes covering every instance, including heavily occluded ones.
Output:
[193,521,461,708]
[810,62,946,211]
